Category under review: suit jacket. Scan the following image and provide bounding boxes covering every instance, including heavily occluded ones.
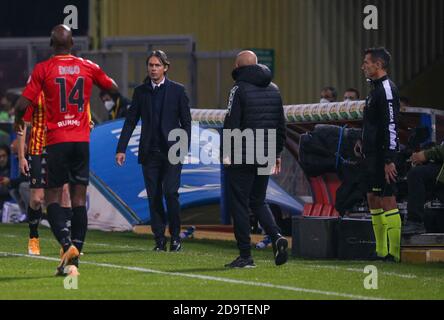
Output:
[116,78,192,164]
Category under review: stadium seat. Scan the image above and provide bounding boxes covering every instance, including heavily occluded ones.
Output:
[303,203,314,216]
[323,173,341,205]
[311,203,323,217]
[309,177,331,204]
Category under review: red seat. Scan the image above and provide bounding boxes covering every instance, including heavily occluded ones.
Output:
[321,204,333,217]
[311,203,323,216]
[303,203,314,217]
[309,177,330,204]
[323,173,341,205]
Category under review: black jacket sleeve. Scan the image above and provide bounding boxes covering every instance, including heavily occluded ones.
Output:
[221,85,242,163]
[179,87,192,150]
[116,89,141,154]
[379,89,399,164]
[276,97,286,157]
[223,85,242,130]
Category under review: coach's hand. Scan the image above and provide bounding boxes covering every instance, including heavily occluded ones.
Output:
[116,153,126,166]
[19,157,29,176]
[384,162,397,184]
[272,158,282,175]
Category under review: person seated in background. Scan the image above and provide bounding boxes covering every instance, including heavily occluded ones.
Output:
[403,144,444,235]
[0,94,14,146]
[0,145,13,209]
[7,140,30,216]
[0,95,11,121]
[343,88,360,101]
[320,86,337,103]
[99,90,131,120]
[400,96,411,109]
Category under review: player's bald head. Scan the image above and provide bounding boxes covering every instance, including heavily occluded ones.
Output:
[235,50,258,68]
[50,24,73,51]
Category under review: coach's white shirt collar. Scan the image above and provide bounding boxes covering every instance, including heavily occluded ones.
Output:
[151,77,166,89]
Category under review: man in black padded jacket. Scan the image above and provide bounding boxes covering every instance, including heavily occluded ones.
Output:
[222,50,287,268]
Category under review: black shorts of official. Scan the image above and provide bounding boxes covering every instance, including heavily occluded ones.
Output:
[45,142,89,189]
[363,154,397,197]
[28,153,47,189]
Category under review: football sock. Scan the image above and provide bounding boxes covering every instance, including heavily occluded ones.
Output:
[385,209,401,262]
[47,203,71,252]
[71,206,88,253]
[62,207,73,233]
[28,206,42,239]
[370,208,388,257]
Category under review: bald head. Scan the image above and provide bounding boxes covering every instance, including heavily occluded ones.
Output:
[50,24,73,53]
[235,50,258,68]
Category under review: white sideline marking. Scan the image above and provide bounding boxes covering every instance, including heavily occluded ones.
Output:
[0,233,431,281]
[0,251,386,300]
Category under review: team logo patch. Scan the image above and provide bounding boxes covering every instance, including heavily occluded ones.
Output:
[227,86,239,115]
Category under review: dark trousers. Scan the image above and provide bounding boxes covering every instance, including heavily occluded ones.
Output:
[225,165,281,258]
[407,163,442,223]
[142,151,182,243]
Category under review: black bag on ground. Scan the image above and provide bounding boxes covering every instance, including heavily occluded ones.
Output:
[337,218,376,259]
[298,125,362,177]
[292,216,339,258]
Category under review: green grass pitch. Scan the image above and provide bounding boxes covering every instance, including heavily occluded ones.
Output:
[0,224,443,300]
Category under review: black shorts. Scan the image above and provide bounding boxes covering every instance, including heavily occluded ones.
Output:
[45,142,89,189]
[28,153,47,189]
[364,154,396,197]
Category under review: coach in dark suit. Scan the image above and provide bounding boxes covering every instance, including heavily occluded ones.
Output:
[116,50,191,252]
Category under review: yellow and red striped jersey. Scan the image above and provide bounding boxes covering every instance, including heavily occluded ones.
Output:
[23,92,46,155]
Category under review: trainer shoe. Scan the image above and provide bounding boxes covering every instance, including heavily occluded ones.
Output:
[272,236,288,266]
[383,254,400,263]
[169,240,182,252]
[153,240,167,252]
[28,238,40,256]
[224,256,256,268]
[369,252,388,261]
[55,245,79,276]
[402,221,426,236]
[369,252,400,263]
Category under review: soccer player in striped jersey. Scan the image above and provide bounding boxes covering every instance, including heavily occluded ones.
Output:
[18,92,73,256]
[14,25,118,275]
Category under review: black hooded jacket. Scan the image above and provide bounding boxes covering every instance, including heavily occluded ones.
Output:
[222,64,286,166]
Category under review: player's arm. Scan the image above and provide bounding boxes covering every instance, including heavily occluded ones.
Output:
[14,96,33,132]
[90,61,119,93]
[17,124,29,176]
